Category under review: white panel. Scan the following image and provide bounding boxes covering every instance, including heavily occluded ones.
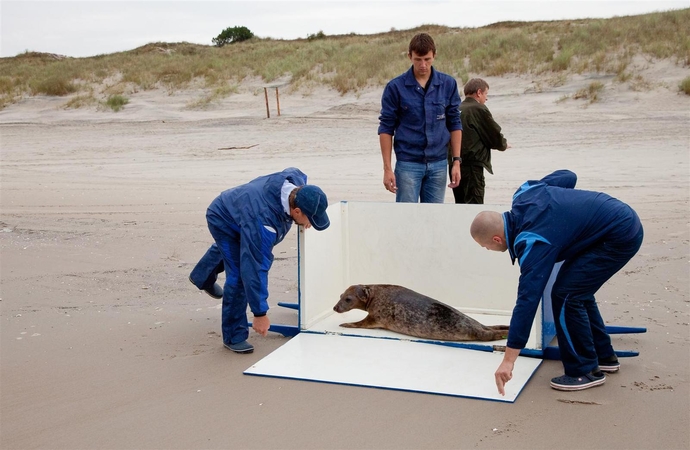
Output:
[345,202,518,313]
[298,201,542,350]
[299,204,344,329]
[245,333,542,403]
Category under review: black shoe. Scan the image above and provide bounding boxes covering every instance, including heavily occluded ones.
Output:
[189,276,223,299]
[550,371,606,391]
[598,355,620,373]
[224,340,254,354]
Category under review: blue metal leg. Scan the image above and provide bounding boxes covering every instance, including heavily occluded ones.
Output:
[277,302,299,310]
[532,324,646,360]
[605,325,647,334]
[268,324,299,337]
[613,350,640,358]
[248,322,299,337]
[541,346,640,360]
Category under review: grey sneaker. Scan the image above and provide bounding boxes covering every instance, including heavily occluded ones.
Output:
[550,371,606,391]
[224,340,254,354]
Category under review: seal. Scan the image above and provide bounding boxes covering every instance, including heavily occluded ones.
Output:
[333,284,509,341]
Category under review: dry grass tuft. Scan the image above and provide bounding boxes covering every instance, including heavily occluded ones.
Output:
[573,81,605,103]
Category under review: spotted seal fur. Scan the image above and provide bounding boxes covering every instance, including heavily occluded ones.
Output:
[333,284,509,341]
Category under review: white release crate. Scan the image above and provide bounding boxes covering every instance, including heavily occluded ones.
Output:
[246,201,556,402]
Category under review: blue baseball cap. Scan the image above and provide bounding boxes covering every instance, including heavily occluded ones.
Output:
[294,185,330,231]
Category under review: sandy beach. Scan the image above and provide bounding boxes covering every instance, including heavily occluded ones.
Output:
[1,60,689,449]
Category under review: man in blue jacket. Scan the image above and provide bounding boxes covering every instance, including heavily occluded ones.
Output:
[189,168,330,354]
[470,170,643,392]
[378,32,462,203]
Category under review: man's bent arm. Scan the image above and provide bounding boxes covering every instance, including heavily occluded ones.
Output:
[540,170,577,189]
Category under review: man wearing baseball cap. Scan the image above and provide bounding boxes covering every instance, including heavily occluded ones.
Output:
[189,167,329,353]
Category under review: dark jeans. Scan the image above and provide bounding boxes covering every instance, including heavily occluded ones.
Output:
[551,225,644,376]
[451,164,485,204]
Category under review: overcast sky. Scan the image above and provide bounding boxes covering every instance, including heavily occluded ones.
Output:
[1,1,687,58]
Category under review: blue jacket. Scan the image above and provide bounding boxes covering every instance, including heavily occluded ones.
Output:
[378,66,462,163]
[207,168,307,315]
[504,170,642,349]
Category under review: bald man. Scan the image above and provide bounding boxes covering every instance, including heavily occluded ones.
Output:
[471,170,643,393]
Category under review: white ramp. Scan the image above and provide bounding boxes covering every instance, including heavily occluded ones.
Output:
[245,333,542,403]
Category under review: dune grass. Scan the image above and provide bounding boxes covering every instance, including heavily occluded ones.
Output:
[0,8,688,108]
[680,76,690,95]
[105,94,129,111]
[186,83,239,109]
[573,81,605,103]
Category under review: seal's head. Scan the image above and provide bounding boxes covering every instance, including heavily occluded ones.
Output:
[333,284,371,313]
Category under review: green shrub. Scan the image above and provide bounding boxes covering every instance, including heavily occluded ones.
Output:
[212,26,254,47]
[680,76,690,95]
[307,31,327,41]
[105,94,129,111]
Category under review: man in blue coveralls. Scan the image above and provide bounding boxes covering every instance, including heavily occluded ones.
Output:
[189,168,330,354]
[378,32,463,203]
[470,170,643,393]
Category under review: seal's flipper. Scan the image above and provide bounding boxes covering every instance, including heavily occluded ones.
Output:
[339,315,380,329]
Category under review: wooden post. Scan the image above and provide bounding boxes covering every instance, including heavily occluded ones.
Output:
[275,87,281,116]
[264,87,270,118]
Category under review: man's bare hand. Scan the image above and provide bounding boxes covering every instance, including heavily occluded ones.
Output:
[495,359,514,396]
[383,169,397,193]
[448,164,461,188]
[494,347,520,396]
[252,315,270,337]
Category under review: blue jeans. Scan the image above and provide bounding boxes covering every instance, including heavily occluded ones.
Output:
[551,226,644,376]
[394,159,447,203]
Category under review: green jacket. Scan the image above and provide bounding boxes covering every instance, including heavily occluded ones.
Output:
[449,97,507,174]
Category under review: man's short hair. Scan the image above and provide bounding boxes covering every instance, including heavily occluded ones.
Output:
[464,78,490,96]
[409,33,436,56]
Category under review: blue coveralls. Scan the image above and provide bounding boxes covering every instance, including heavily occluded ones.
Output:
[504,170,643,376]
[189,168,306,346]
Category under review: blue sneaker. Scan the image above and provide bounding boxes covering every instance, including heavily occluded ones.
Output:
[224,340,254,354]
[189,276,223,299]
[598,355,620,373]
[550,371,606,391]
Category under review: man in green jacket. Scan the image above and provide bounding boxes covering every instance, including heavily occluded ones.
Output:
[449,78,510,204]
